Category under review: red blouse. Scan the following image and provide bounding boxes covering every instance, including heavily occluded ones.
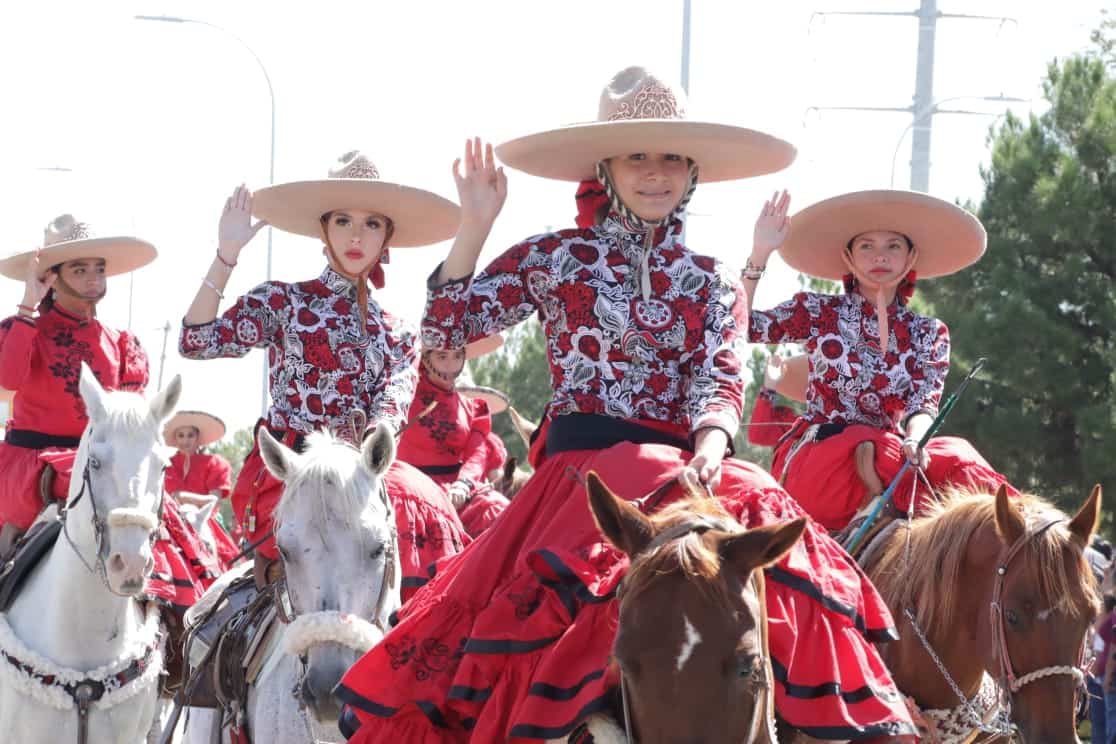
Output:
[179,267,418,436]
[749,291,949,432]
[422,216,748,439]
[396,369,493,488]
[746,388,798,447]
[165,451,233,499]
[483,430,507,473]
[0,305,149,435]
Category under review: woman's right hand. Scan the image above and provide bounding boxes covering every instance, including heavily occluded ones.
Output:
[217,184,268,261]
[453,137,507,230]
[752,189,791,263]
[22,248,56,308]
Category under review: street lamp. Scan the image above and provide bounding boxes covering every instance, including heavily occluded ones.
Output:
[888,95,1028,188]
[135,14,275,417]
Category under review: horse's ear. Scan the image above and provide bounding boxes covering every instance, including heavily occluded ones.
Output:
[994,483,1025,545]
[1068,484,1102,547]
[586,471,654,557]
[508,407,537,448]
[717,518,807,577]
[362,423,396,477]
[258,427,299,482]
[78,363,108,422]
[195,496,217,528]
[148,374,183,423]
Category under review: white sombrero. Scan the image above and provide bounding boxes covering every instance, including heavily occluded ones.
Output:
[496,66,796,183]
[0,215,157,281]
[778,190,986,281]
[457,385,510,415]
[163,410,227,448]
[769,355,809,404]
[252,151,461,247]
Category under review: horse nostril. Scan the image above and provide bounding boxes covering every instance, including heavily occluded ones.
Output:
[108,554,126,574]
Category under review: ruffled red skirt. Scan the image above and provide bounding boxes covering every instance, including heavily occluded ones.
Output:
[232,443,469,602]
[772,423,1020,531]
[337,443,915,742]
[426,471,510,538]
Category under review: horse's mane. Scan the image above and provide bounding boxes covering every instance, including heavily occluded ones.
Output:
[622,495,739,609]
[273,431,384,527]
[870,487,1100,638]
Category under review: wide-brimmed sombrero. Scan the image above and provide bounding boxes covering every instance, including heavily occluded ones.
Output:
[251,151,460,247]
[163,410,227,448]
[778,190,986,281]
[0,215,157,281]
[769,354,809,404]
[496,66,796,183]
[457,385,510,415]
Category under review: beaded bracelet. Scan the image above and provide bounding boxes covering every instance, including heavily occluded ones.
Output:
[741,258,766,281]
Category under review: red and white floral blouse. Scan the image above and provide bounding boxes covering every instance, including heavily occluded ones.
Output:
[422,216,748,439]
[179,267,417,435]
[748,291,949,432]
[396,368,492,489]
[0,305,149,435]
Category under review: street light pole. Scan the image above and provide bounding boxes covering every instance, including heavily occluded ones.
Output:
[135,14,275,416]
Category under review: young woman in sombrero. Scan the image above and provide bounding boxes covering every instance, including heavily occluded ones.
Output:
[337,67,916,743]
[744,189,1018,533]
[0,215,222,611]
[396,335,512,538]
[179,152,470,594]
[163,408,240,566]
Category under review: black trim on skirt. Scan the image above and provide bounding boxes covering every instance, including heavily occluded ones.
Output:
[415,463,462,477]
[5,429,81,449]
[545,413,691,457]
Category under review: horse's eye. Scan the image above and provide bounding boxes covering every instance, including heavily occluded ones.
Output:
[1006,609,1021,628]
[736,653,762,681]
[88,455,101,470]
[370,545,385,560]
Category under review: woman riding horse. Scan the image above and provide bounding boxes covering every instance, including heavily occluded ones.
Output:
[336,67,916,743]
[178,153,470,596]
[163,408,240,565]
[397,336,511,537]
[0,214,219,610]
[744,190,1019,532]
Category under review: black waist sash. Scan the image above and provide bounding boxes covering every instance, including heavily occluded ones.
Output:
[415,463,462,477]
[5,429,82,450]
[546,413,691,456]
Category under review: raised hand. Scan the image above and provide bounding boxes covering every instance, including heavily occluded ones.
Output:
[752,189,791,261]
[217,184,268,259]
[453,137,508,228]
[22,248,57,308]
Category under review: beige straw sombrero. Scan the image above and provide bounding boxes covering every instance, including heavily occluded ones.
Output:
[163,410,227,448]
[0,215,157,281]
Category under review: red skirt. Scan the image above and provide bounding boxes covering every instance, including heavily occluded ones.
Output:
[426,471,510,538]
[0,442,75,530]
[337,443,914,742]
[232,443,469,602]
[772,423,1019,531]
[146,500,225,611]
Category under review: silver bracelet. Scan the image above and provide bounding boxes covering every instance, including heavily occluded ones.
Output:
[202,278,224,299]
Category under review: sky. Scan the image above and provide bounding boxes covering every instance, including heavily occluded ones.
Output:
[0,0,1107,436]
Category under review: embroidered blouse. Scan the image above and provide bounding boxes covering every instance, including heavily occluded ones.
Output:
[179,267,418,436]
[396,369,493,488]
[748,291,949,432]
[0,305,149,436]
[422,216,748,439]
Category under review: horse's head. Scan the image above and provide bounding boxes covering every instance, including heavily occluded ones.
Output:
[587,472,806,744]
[985,483,1101,742]
[74,363,180,596]
[258,423,399,725]
[178,496,218,556]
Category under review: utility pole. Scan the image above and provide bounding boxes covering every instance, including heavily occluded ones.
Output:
[807,1,1019,192]
[157,320,171,391]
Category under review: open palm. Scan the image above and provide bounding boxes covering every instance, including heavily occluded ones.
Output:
[218,184,268,255]
[753,190,791,259]
[454,137,507,226]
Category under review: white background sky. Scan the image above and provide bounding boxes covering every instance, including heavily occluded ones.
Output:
[0,0,1106,436]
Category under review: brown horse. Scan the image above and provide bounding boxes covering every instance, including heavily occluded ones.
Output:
[862,484,1101,744]
[586,472,807,744]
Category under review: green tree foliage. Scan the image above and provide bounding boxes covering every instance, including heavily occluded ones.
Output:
[918,38,1116,523]
[470,319,551,465]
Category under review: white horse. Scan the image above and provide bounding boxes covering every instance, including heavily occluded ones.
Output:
[0,364,181,744]
[183,424,400,744]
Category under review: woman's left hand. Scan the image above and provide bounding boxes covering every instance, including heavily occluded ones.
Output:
[681,428,728,493]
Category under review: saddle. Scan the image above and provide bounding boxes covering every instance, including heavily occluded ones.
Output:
[0,514,63,613]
